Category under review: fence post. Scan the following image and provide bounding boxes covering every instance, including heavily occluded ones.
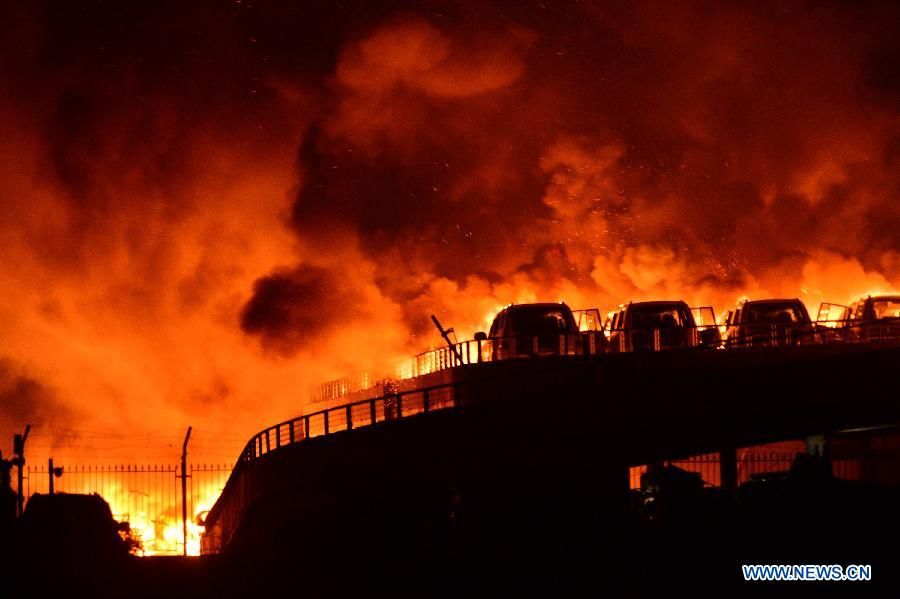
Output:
[347,405,353,430]
[180,427,192,557]
[720,447,737,497]
[304,416,310,440]
[324,411,330,435]
[423,388,430,413]
[275,424,281,448]
[396,393,403,418]
[289,421,295,444]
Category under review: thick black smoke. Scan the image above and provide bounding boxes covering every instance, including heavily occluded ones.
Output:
[242,1,900,352]
[1,2,899,445]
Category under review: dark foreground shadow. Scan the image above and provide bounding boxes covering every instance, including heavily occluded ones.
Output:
[2,477,898,598]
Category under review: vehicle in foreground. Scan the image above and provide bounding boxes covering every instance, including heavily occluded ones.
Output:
[724,298,817,348]
[603,300,720,352]
[817,294,900,343]
[17,492,136,559]
[474,302,604,360]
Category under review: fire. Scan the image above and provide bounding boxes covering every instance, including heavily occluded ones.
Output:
[1,3,899,543]
[103,489,222,556]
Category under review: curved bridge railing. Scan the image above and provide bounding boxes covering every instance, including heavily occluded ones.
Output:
[239,381,466,463]
[202,380,469,553]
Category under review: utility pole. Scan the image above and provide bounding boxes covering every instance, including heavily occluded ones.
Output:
[13,425,31,517]
[179,426,192,556]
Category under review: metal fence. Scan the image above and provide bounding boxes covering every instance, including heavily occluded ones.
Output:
[407,319,900,376]
[628,451,867,489]
[399,332,606,378]
[242,381,463,463]
[21,463,230,555]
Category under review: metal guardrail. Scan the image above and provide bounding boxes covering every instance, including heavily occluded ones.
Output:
[396,320,900,380]
[401,332,606,378]
[239,381,465,464]
[725,320,900,348]
[605,325,720,352]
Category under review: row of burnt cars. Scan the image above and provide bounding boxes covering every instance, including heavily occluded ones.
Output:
[466,294,900,359]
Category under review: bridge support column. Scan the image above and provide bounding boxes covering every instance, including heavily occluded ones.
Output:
[720,446,737,496]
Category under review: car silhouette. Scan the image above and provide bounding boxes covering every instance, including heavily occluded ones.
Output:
[475,302,599,360]
[603,300,720,352]
[816,294,900,343]
[724,298,818,348]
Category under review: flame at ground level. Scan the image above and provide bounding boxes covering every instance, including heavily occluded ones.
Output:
[19,463,228,557]
[104,488,222,556]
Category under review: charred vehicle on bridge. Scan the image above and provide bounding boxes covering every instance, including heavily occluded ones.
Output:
[474,302,605,360]
[723,298,818,348]
[603,301,720,352]
[816,294,900,343]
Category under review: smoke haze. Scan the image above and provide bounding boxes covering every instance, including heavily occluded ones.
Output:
[1,1,898,460]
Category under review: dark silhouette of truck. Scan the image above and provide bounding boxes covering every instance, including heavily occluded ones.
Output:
[474,302,603,359]
[603,301,720,352]
[724,298,817,348]
[18,493,135,560]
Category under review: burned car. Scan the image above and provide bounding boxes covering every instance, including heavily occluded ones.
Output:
[474,302,604,360]
[603,300,720,352]
[816,295,900,343]
[724,298,817,348]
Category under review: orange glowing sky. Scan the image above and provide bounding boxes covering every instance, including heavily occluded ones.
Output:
[1,1,899,467]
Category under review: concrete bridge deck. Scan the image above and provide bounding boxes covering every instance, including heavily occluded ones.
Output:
[202,343,900,556]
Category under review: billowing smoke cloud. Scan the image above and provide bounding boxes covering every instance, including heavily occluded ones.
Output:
[253,1,900,342]
[0,359,75,431]
[1,2,899,459]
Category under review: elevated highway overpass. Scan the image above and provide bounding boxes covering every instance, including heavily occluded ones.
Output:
[202,342,900,556]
